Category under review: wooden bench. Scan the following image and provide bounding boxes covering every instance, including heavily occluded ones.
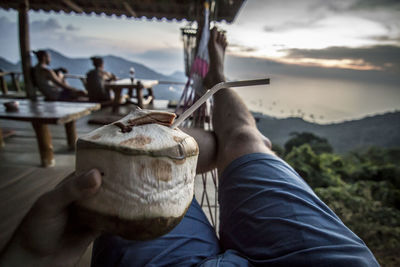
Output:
[0,99,100,167]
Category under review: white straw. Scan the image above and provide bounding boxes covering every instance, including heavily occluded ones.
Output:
[171,78,270,128]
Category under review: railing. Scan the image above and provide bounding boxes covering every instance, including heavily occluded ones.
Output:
[158,80,186,85]
[64,74,87,89]
[0,71,186,102]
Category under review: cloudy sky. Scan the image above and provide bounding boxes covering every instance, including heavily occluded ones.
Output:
[0,0,399,122]
[226,0,400,71]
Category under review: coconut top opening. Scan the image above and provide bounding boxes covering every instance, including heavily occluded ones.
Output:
[77,110,198,159]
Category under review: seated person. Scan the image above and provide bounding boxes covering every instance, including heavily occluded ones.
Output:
[32,50,87,101]
[86,57,116,102]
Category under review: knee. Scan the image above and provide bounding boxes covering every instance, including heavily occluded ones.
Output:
[223,126,260,145]
[228,127,258,145]
[219,126,270,157]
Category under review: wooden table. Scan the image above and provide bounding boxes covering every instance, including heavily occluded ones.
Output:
[0,99,100,167]
[105,78,158,113]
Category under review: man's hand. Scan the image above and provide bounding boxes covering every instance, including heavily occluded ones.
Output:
[0,169,102,267]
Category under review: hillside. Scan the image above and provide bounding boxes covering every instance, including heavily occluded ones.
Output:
[256,111,400,153]
[0,57,19,72]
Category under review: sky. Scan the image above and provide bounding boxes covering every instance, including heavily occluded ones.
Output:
[0,0,399,123]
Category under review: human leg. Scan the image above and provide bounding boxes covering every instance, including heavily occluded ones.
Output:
[206,28,378,266]
[181,128,217,174]
[218,153,378,266]
[206,28,272,173]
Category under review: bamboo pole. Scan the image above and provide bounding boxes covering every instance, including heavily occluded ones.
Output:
[18,0,35,100]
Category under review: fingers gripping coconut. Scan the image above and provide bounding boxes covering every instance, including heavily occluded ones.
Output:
[74,109,198,240]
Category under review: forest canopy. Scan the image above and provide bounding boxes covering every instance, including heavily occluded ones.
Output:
[277,133,400,267]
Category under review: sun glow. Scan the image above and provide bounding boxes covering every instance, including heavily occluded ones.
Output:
[276,58,382,71]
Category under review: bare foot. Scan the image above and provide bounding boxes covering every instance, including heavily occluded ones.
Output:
[204,27,228,89]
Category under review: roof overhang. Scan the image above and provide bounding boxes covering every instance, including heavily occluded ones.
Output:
[0,0,246,23]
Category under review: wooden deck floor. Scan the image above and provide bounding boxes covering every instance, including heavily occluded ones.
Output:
[0,104,218,266]
[0,106,102,266]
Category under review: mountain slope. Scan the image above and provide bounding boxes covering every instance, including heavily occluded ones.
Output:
[256,111,400,153]
[43,49,172,80]
[0,58,19,72]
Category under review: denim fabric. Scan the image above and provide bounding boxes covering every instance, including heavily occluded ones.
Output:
[92,153,378,267]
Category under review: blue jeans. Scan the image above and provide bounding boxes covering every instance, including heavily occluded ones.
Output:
[92,153,378,266]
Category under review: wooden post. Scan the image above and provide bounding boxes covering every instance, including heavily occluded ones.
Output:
[136,82,144,108]
[32,122,54,167]
[65,121,77,150]
[19,0,35,100]
[11,73,21,92]
[0,75,8,95]
[112,87,122,113]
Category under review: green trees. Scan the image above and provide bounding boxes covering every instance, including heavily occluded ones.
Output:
[281,133,400,266]
[285,144,344,188]
[284,132,333,155]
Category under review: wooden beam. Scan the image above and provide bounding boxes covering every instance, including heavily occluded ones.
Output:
[122,2,137,17]
[62,0,84,13]
[18,0,35,100]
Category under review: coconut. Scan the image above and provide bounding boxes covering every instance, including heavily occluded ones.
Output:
[74,109,198,240]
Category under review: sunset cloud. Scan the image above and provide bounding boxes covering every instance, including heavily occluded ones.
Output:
[282,45,400,72]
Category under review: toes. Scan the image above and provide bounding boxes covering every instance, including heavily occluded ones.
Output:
[222,35,228,48]
[209,27,228,47]
[223,40,228,49]
[210,27,218,42]
[217,31,223,43]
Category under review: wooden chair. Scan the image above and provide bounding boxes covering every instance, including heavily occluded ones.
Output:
[126,83,154,108]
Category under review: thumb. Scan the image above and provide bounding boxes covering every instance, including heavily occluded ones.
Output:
[41,169,102,213]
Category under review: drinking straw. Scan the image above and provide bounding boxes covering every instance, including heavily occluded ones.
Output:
[171,78,270,128]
